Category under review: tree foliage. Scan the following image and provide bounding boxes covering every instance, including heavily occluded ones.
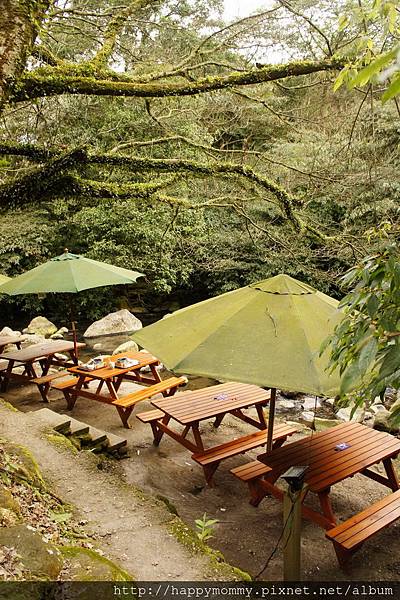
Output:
[326,229,400,422]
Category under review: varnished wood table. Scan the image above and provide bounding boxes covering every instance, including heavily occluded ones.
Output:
[150,382,271,453]
[254,422,400,529]
[0,335,25,354]
[0,340,85,395]
[67,350,162,403]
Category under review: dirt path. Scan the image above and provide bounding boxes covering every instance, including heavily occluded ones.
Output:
[0,400,239,581]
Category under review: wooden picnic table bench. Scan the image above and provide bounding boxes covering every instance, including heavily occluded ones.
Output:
[0,340,85,401]
[192,422,297,486]
[232,422,400,531]
[325,489,400,567]
[58,350,187,427]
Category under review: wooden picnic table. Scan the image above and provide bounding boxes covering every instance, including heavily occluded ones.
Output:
[150,382,271,453]
[67,350,162,403]
[145,382,298,484]
[0,340,85,400]
[253,421,400,530]
[0,334,25,353]
[62,350,187,428]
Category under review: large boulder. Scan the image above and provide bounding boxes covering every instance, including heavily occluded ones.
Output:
[373,408,400,434]
[22,334,46,347]
[0,326,21,337]
[23,316,57,337]
[113,340,139,355]
[83,309,142,338]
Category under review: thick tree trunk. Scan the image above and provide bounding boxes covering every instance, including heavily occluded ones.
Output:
[0,0,49,110]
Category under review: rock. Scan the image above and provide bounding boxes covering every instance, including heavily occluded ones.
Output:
[373,409,400,434]
[0,484,20,514]
[93,343,103,350]
[54,353,68,362]
[0,326,21,337]
[314,417,342,431]
[323,398,335,407]
[384,387,399,408]
[50,326,68,340]
[0,525,62,579]
[276,399,296,411]
[58,545,131,581]
[301,396,322,411]
[83,309,142,338]
[113,340,139,355]
[369,403,387,415]
[299,411,315,428]
[336,406,365,422]
[280,389,303,400]
[50,333,64,340]
[24,316,57,337]
[22,334,46,347]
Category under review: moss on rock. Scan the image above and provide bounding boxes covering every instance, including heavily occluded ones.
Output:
[58,546,133,581]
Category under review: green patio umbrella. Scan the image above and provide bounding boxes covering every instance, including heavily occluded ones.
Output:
[132,274,343,450]
[0,251,144,354]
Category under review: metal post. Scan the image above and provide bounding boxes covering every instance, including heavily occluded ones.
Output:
[266,387,276,452]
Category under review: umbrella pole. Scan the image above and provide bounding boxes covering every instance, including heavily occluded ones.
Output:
[266,387,276,453]
[68,296,78,361]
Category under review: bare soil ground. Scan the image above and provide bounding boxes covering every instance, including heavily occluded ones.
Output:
[1,376,400,582]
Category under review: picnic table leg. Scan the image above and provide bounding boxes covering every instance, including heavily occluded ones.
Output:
[37,382,51,403]
[149,363,162,383]
[202,462,220,487]
[256,405,267,428]
[213,414,224,428]
[1,360,14,391]
[115,406,133,429]
[317,489,336,528]
[383,458,399,491]
[153,416,171,445]
[192,423,204,452]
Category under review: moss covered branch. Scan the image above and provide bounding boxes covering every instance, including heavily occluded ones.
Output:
[92,0,157,68]
[0,141,302,227]
[10,58,344,102]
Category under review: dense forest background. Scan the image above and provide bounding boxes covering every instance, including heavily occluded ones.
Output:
[0,0,399,324]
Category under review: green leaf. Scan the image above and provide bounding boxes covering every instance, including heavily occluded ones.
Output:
[357,337,378,373]
[378,344,400,378]
[340,362,361,394]
[366,294,379,317]
[350,49,397,88]
[382,73,400,102]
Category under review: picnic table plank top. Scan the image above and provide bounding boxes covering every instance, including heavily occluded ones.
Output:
[0,340,85,362]
[152,382,270,425]
[258,422,400,493]
[68,350,159,380]
[0,335,25,346]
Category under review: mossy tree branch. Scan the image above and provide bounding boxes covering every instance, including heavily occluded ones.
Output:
[0,141,302,228]
[10,58,344,102]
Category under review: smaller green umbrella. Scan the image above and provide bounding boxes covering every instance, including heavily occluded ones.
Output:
[0,252,143,294]
[0,251,144,354]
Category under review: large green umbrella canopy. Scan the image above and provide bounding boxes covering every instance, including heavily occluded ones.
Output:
[0,252,144,294]
[133,274,342,397]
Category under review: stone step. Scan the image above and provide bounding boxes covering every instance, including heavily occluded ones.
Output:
[106,432,128,453]
[31,408,71,434]
[67,418,90,437]
[29,408,127,456]
[86,426,108,448]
